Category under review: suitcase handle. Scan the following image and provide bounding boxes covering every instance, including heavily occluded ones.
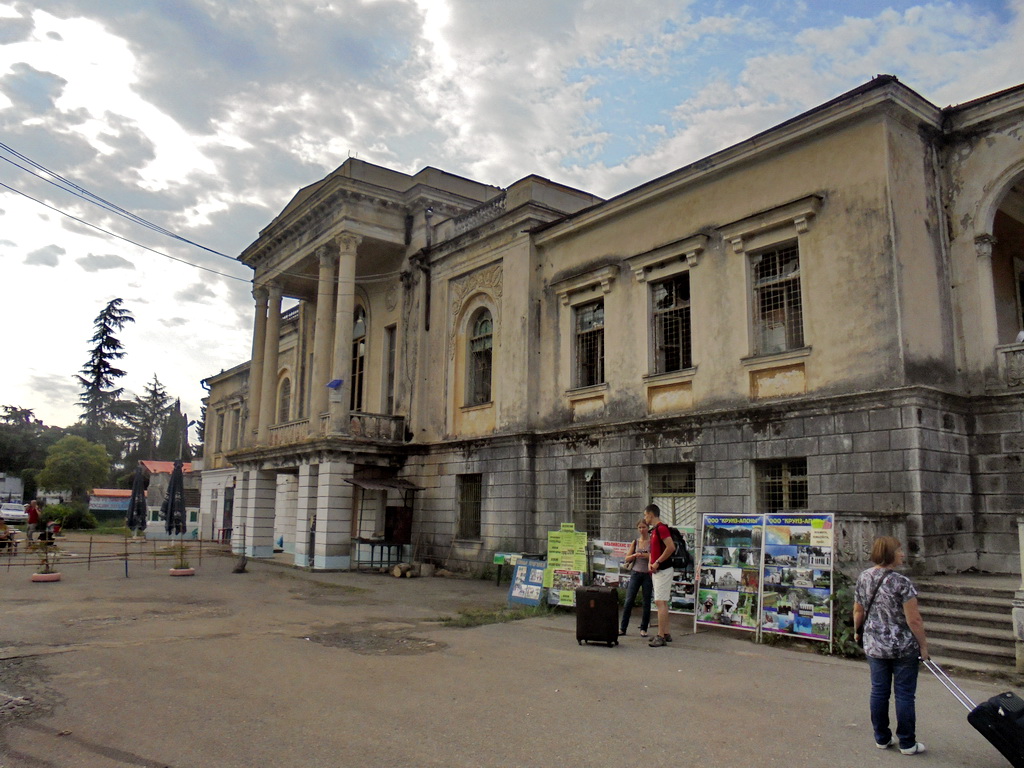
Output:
[923,659,976,712]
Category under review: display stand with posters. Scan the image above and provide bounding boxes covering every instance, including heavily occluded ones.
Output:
[760,513,834,649]
[696,515,764,631]
[668,526,698,615]
[507,559,547,606]
[545,523,588,606]
[591,539,630,587]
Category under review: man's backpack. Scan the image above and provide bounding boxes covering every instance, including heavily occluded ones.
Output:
[666,526,692,570]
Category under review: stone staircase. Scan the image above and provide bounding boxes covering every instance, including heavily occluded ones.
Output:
[915,575,1018,678]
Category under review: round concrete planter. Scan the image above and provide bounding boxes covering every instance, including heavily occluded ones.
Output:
[169,567,195,577]
[31,572,61,582]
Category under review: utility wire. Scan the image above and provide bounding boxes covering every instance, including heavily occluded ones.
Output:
[0,141,232,260]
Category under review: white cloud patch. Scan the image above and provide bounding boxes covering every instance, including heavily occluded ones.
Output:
[24,243,64,266]
[75,252,135,272]
[173,282,217,304]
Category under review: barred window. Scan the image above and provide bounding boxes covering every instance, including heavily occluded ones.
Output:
[572,469,602,538]
[468,310,493,405]
[756,458,808,512]
[652,274,692,373]
[752,243,803,355]
[575,300,604,387]
[649,464,697,528]
[350,306,366,411]
[457,474,483,539]
[277,379,291,423]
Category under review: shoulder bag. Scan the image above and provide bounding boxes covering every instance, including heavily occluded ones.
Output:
[855,569,893,648]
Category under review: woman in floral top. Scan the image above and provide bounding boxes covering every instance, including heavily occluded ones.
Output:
[853,536,930,756]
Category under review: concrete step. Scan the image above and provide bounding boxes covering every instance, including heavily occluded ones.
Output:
[915,580,1016,601]
[928,636,1015,667]
[927,621,1015,649]
[925,655,1022,685]
[917,591,1012,615]
[918,606,1013,631]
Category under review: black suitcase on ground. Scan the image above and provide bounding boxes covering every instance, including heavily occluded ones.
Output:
[575,586,619,646]
[925,659,1024,767]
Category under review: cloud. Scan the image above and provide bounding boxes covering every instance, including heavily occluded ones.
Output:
[75,253,136,272]
[0,62,66,114]
[28,372,80,419]
[160,317,188,328]
[173,282,217,304]
[24,244,64,266]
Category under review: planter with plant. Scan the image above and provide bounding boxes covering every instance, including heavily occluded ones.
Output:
[169,542,194,576]
[29,540,62,582]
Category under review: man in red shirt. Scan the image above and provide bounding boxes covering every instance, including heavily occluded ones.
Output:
[643,503,676,647]
[26,499,40,541]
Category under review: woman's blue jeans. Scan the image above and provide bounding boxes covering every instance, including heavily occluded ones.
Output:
[620,570,653,633]
[867,653,919,749]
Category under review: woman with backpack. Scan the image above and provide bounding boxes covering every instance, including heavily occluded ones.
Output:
[619,518,653,637]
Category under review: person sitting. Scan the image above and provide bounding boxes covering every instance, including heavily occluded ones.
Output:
[0,520,16,554]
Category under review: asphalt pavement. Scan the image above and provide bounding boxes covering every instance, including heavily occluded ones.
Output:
[0,536,1019,767]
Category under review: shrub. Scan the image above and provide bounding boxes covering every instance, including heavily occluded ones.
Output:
[40,504,98,531]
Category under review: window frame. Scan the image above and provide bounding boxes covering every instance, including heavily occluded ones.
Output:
[467,308,493,406]
[755,458,809,513]
[574,299,605,389]
[456,473,483,540]
[750,241,804,356]
[651,272,693,374]
[350,305,367,412]
[571,469,602,539]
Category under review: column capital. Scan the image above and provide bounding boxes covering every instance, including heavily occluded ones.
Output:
[267,281,283,299]
[253,285,269,303]
[316,244,335,269]
[335,232,362,254]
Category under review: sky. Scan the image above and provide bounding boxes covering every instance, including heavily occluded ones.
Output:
[1,0,1022,433]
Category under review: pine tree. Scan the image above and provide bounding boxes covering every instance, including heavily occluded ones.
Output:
[76,298,135,455]
[157,398,193,461]
[124,375,171,463]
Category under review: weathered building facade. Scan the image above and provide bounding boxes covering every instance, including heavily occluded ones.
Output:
[201,76,1024,574]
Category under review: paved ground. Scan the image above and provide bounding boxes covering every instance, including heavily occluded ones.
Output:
[1,536,1021,767]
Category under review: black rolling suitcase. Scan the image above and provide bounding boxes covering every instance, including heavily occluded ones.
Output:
[925,659,1024,767]
[575,586,619,646]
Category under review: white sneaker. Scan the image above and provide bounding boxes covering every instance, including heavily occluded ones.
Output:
[876,737,896,749]
[900,742,926,755]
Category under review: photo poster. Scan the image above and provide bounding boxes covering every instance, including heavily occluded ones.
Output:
[696,514,764,632]
[508,559,547,606]
[760,513,834,643]
[546,524,588,606]
[668,526,698,615]
[591,539,631,586]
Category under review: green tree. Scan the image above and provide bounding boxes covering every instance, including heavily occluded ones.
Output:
[0,406,64,475]
[76,298,134,456]
[157,398,193,460]
[37,435,110,504]
[124,374,171,463]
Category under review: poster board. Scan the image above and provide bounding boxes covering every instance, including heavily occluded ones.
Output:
[507,559,547,606]
[591,539,630,586]
[546,523,587,606]
[669,526,698,614]
[696,514,763,631]
[760,513,834,642]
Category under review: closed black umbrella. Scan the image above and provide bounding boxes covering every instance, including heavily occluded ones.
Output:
[162,460,186,536]
[126,465,147,536]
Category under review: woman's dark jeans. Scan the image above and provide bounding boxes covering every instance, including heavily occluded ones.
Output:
[619,570,653,633]
[868,653,919,749]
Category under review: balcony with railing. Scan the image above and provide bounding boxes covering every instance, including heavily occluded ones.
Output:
[996,343,1024,388]
[266,412,406,446]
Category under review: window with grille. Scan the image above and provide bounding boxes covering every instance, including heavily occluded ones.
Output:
[752,242,803,355]
[215,412,225,452]
[649,464,697,528]
[575,300,605,387]
[277,379,291,423]
[457,474,483,539]
[384,325,397,415]
[468,310,493,405]
[756,458,808,512]
[229,408,240,449]
[572,469,602,538]
[652,274,692,373]
[350,306,366,411]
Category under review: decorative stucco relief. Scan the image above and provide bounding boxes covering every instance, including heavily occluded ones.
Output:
[448,262,503,359]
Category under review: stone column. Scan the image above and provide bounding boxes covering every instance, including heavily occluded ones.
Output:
[330,233,360,432]
[976,234,1000,362]
[247,287,269,445]
[256,282,283,444]
[240,468,276,559]
[294,463,318,568]
[316,458,355,569]
[1014,514,1024,672]
[309,246,337,436]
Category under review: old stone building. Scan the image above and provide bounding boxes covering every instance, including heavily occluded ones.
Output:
[201,75,1024,575]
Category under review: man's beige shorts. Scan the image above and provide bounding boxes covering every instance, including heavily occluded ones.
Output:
[653,567,674,602]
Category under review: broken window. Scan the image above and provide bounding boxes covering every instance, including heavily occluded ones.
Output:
[652,273,692,372]
[350,306,366,411]
[752,243,803,355]
[468,309,493,406]
[575,300,605,387]
[572,469,602,538]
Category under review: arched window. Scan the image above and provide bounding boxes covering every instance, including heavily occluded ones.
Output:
[278,378,291,423]
[350,306,366,411]
[467,309,492,405]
